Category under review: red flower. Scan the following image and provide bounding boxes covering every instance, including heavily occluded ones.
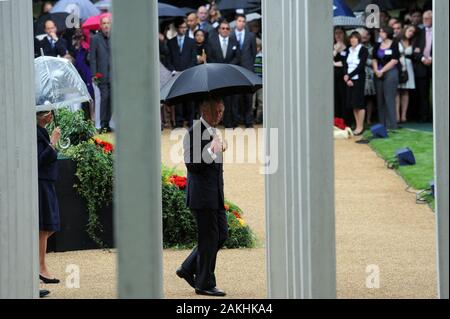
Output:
[334,118,346,130]
[94,138,114,153]
[169,175,187,190]
[95,73,104,79]
[232,211,241,219]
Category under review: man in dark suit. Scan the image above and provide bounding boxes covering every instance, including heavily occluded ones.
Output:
[207,20,241,128]
[36,19,68,58]
[177,97,228,297]
[412,10,433,123]
[197,5,215,37]
[90,16,112,132]
[167,18,198,128]
[232,14,257,128]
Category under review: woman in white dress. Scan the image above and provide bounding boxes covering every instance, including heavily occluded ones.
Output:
[396,25,417,123]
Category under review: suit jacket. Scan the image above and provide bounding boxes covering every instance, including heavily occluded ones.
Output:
[90,32,111,84]
[231,30,257,71]
[343,45,369,81]
[206,35,241,65]
[412,28,432,78]
[37,36,68,58]
[166,35,198,72]
[183,121,224,210]
[37,126,58,182]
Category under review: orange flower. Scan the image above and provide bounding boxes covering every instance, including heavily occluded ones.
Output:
[224,204,230,211]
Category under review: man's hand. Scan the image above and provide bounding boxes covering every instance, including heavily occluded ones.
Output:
[343,75,349,82]
[210,136,223,154]
[50,127,61,147]
[49,32,58,41]
[346,80,354,87]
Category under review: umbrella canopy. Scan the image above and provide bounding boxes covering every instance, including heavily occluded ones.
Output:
[51,0,100,21]
[160,63,262,105]
[160,63,173,89]
[353,0,403,11]
[158,0,209,10]
[333,0,365,27]
[34,12,72,35]
[158,3,187,17]
[35,56,92,112]
[94,0,111,11]
[82,13,112,31]
[217,0,260,11]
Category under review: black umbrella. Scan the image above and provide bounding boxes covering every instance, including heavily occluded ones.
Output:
[159,0,209,10]
[158,3,187,17]
[353,0,403,11]
[160,63,262,105]
[34,12,73,35]
[217,0,261,11]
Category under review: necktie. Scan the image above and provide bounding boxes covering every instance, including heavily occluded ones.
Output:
[222,38,227,59]
[424,28,432,59]
[50,39,56,49]
[238,33,243,49]
[178,37,183,53]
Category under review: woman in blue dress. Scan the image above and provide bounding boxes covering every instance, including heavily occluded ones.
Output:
[37,111,61,284]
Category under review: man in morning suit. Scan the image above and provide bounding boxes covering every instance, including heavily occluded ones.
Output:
[90,16,112,132]
[177,97,228,297]
[231,14,257,128]
[167,18,198,128]
[206,20,241,128]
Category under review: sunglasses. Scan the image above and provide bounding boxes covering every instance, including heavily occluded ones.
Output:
[221,27,230,30]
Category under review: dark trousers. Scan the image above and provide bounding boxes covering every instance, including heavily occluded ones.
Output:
[99,83,112,129]
[415,75,432,122]
[175,102,196,128]
[223,96,239,128]
[238,94,254,127]
[182,209,228,290]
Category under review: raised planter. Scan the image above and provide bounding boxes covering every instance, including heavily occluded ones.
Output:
[47,159,114,252]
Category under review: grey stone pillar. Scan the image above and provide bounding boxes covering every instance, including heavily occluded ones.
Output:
[262,0,336,298]
[112,0,164,298]
[433,0,449,300]
[0,0,39,299]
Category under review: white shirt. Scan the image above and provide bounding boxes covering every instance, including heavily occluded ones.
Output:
[347,44,362,80]
[219,35,229,47]
[200,117,218,160]
[235,29,245,47]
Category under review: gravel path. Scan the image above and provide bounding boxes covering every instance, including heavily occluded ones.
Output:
[42,130,437,299]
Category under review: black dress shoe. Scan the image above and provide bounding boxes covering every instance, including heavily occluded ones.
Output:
[39,289,50,298]
[195,287,226,297]
[40,274,60,284]
[176,267,195,289]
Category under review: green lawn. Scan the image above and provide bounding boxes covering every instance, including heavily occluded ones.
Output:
[364,129,435,191]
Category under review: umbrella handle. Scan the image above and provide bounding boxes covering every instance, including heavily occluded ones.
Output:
[52,110,58,127]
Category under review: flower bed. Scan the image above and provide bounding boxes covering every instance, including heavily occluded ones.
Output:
[50,108,256,250]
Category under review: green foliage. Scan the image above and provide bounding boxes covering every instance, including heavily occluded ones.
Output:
[47,108,97,147]
[162,183,197,249]
[63,142,114,248]
[162,179,257,249]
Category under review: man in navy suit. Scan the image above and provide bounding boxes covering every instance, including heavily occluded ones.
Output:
[167,18,198,128]
[36,19,67,57]
[232,14,257,128]
[177,97,228,297]
[207,20,241,128]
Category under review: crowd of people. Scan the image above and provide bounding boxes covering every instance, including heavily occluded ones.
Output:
[159,5,263,129]
[33,2,263,132]
[334,6,434,135]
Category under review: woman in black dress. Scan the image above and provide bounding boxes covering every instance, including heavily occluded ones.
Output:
[333,27,349,124]
[37,111,61,284]
[194,29,207,65]
[343,31,369,136]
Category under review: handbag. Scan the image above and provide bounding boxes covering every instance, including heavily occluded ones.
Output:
[399,69,409,84]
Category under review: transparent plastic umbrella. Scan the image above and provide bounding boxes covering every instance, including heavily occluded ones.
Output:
[35,56,92,112]
[35,56,93,148]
